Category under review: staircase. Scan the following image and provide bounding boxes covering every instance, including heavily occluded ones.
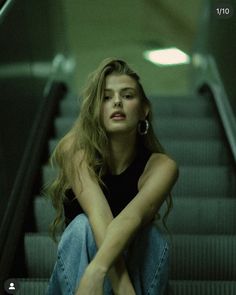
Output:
[14,91,236,294]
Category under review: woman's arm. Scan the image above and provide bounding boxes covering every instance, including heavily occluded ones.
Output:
[70,151,135,294]
[86,153,178,273]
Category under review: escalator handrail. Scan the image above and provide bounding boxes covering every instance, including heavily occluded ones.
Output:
[194,54,236,163]
[0,81,67,280]
[0,0,15,24]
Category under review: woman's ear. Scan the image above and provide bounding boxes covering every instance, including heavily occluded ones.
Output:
[142,103,150,119]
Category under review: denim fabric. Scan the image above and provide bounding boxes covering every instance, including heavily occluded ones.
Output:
[47,214,169,295]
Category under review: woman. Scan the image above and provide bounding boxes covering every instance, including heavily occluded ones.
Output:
[46,58,178,295]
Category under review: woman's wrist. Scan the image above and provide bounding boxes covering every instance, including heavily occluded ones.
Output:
[116,272,136,295]
[75,261,106,295]
[107,259,136,295]
[87,260,108,278]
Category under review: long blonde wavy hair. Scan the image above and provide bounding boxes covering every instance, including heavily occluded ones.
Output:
[46,58,173,239]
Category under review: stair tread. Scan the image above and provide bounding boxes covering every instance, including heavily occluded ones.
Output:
[14,278,49,295]
[168,280,236,295]
[24,233,58,278]
[170,234,236,280]
[158,197,236,234]
[33,197,56,233]
[48,138,232,165]
[42,165,236,197]
[34,195,236,234]
[60,96,214,118]
[54,117,224,139]
[15,278,236,295]
[24,233,236,279]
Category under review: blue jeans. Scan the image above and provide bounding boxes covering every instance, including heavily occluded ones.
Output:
[47,214,169,295]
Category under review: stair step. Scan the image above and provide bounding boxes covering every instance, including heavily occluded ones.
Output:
[169,280,236,295]
[158,198,236,234]
[24,234,58,278]
[170,235,236,280]
[153,118,224,140]
[143,98,214,118]
[173,166,236,197]
[13,278,236,295]
[48,138,231,165]
[151,94,211,103]
[35,196,236,234]
[42,165,236,197]
[17,278,48,295]
[24,233,236,280]
[54,117,224,140]
[59,96,214,118]
[33,196,57,233]
[164,140,230,165]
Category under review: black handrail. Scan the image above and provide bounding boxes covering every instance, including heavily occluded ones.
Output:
[0,81,67,282]
[0,0,15,24]
[192,54,236,163]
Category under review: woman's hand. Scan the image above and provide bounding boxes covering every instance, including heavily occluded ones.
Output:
[114,280,136,295]
[75,262,106,295]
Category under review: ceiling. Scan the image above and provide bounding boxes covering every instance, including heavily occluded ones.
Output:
[61,0,204,96]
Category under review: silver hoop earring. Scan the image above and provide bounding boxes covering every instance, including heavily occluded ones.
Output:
[138,119,149,135]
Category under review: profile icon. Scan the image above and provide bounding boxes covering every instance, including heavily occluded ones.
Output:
[9,282,16,290]
[4,279,19,294]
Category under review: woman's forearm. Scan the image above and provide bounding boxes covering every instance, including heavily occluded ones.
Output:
[91,213,141,273]
[88,213,135,293]
[71,156,136,293]
[107,257,135,294]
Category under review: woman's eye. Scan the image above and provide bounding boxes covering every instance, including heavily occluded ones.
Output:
[124,94,133,99]
[104,96,111,100]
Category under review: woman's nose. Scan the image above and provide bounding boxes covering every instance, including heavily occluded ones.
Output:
[113,94,122,106]
[113,100,122,107]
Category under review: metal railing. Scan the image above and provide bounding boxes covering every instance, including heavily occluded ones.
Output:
[0,0,15,24]
[192,54,236,163]
[0,81,67,281]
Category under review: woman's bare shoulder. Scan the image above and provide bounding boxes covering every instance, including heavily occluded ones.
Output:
[149,153,178,175]
[138,152,178,189]
[149,152,177,167]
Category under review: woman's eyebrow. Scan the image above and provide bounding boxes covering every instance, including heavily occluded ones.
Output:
[104,87,136,91]
[121,87,136,92]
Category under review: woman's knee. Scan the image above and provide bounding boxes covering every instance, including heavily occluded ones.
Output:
[127,223,170,270]
[58,214,95,252]
[126,224,169,294]
[143,224,170,279]
[139,223,169,251]
[150,225,169,269]
[48,215,96,295]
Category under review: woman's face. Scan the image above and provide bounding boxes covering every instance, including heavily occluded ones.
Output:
[101,74,149,136]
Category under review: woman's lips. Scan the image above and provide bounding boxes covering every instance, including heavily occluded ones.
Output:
[110,111,126,120]
[111,115,126,120]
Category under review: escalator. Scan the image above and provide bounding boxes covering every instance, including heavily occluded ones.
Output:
[10,89,236,294]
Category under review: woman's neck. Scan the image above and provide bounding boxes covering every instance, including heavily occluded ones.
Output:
[107,133,137,175]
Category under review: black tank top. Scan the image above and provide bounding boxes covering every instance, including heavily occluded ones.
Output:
[64,146,152,226]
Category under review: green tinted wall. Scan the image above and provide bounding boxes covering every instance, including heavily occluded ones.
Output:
[208,0,235,114]
[0,0,68,212]
[195,0,236,115]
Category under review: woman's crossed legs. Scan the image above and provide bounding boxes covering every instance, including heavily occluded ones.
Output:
[47,214,169,295]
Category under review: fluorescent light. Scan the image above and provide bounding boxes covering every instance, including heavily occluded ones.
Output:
[143,47,190,66]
